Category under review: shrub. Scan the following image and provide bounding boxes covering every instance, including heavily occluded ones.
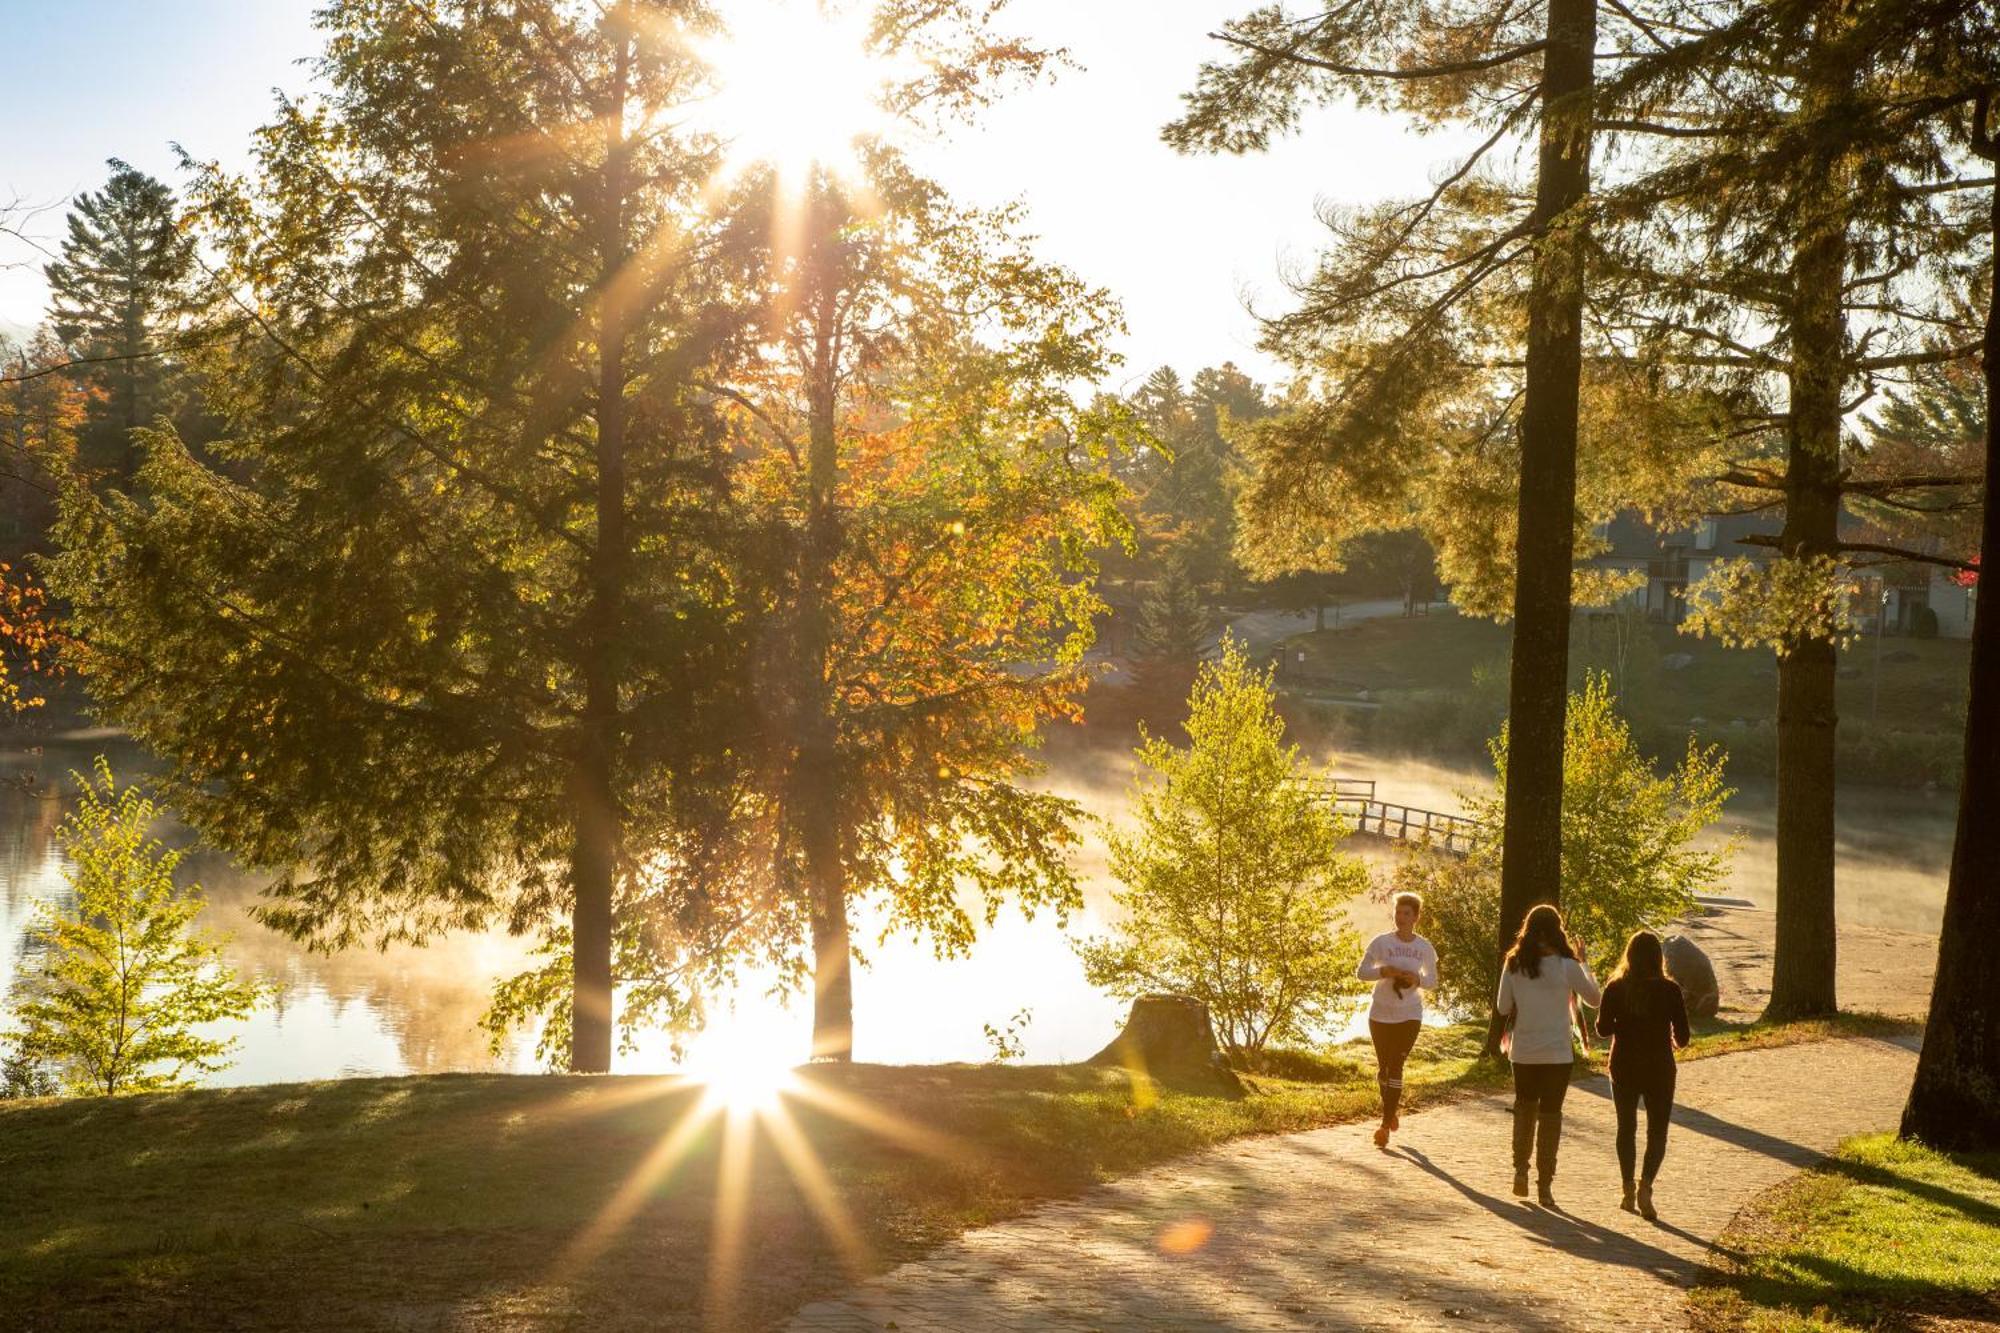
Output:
[1396,674,1737,1013]
[3,758,262,1095]
[1077,639,1370,1055]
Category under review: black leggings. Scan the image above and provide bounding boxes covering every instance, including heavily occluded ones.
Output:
[1613,1071,1676,1186]
[1370,1019,1421,1118]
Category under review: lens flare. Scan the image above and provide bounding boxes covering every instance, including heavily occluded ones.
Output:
[695,1047,799,1114]
[701,0,894,187]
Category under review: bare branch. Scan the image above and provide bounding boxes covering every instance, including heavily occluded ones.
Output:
[1842,473,1983,494]
[1971,89,1996,163]
[1212,30,1549,82]
[1716,468,1786,491]
[1734,532,1978,572]
[1854,342,1981,372]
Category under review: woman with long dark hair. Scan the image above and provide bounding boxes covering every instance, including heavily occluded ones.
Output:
[1596,929,1690,1219]
[1496,904,1600,1206]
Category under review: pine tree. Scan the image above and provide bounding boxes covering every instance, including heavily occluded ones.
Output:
[1598,0,1988,1018]
[1132,557,1212,700]
[1164,0,1697,1038]
[1902,13,2000,1146]
[1854,367,1985,564]
[49,1,760,1073]
[42,162,195,485]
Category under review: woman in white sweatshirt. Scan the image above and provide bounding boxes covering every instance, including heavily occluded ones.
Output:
[1496,903,1600,1206]
[1355,891,1439,1148]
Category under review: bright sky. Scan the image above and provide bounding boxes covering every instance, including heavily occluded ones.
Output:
[0,0,1481,386]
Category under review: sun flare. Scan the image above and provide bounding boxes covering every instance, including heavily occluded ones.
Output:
[702,0,894,186]
[692,1041,800,1114]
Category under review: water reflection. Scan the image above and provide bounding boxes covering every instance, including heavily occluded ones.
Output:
[0,741,536,1084]
[0,734,1956,1089]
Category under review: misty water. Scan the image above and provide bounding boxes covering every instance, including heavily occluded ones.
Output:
[0,734,1957,1087]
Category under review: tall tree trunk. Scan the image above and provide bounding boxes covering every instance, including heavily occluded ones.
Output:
[801,208,852,1062]
[570,15,633,1074]
[805,785,851,1060]
[120,303,142,486]
[1902,96,2000,1148]
[1492,0,1596,1047]
[1766,2,1852,1021]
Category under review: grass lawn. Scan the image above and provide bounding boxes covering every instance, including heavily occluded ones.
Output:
[1277,612,1969,785]
[1284,607,1513,696]
[1284,611,1968,736]
[1689,1133,2000,1332]
[0,1016,1911,1331]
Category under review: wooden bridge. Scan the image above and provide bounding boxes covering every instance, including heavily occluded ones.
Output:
[1302,778,1483,854]
[1300,778,1755,911]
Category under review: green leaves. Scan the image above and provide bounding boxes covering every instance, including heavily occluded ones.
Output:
[1399,672,1736,1011]
[4,758,262,1096]
[1682,555,1860,655]
[1078,638,1370,1056]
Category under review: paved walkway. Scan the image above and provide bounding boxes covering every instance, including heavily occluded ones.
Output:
[789,1038,1918,1332]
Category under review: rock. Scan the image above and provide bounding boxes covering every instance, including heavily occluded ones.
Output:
[1089,995,1244,1095]
[1664,935,1721,1019]
[1661,652,1695,672]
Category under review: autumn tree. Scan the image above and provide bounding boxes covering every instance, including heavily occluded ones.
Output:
[0,332,78,557]
[724,157,1128,1060]
[0,335,76,710]
[49,0,765,1073]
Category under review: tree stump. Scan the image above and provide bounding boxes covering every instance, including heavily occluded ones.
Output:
[1665,934,1721,1019]
[1088,995,1244,1095]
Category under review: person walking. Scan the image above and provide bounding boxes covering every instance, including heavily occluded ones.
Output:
[1596,929,1691,1220]
[1496,904,1600,1206]
[1355,891,1438,1148]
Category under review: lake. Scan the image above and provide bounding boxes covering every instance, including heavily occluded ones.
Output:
[0,732,1958,1086]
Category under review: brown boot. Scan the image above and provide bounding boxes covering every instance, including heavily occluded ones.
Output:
[1511,1101,1537,1190]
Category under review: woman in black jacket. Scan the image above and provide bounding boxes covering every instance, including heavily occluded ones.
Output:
[1595,930,1690,1220]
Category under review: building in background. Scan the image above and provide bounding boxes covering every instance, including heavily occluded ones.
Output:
[1587,511,1975,639]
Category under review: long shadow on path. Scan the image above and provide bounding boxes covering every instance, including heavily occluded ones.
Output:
[1395,1146,1711,1284]
[1570,1080,1822,1169]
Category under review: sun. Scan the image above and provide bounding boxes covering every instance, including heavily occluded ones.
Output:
[693,1043,798,1114]
[681,1002,807,1114]
[702,0,895,187]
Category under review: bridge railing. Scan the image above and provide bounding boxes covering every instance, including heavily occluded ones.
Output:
[1340,800,1484,853]
[1301,779,1485,853]
[1301,777,1376,804]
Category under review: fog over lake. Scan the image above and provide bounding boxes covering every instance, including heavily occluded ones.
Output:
[0,732,1957,1087]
